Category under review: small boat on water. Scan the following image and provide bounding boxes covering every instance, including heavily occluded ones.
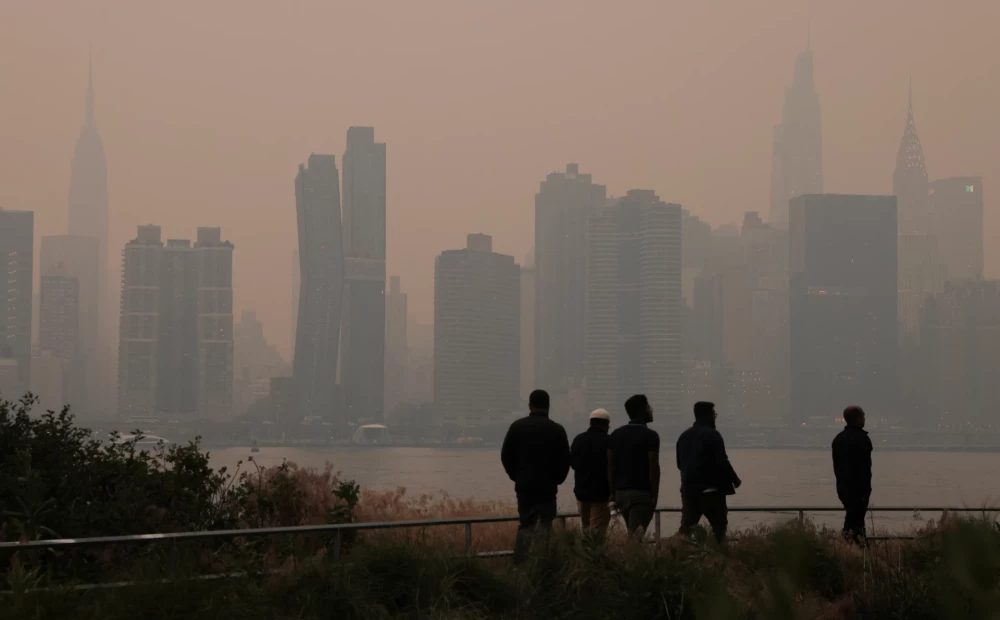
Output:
[250,438,260,452]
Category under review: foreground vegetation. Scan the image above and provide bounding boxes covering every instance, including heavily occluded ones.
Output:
[5,396,1000,618]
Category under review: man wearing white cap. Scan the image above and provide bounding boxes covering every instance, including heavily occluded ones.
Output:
[570,408,613,536]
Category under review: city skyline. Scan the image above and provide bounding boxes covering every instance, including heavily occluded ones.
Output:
[2,2,996,356]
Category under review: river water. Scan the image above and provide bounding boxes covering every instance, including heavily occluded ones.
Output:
[208,446,1000,532]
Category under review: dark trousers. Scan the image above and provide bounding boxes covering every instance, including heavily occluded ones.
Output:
[840,493,870,544]
[678,492,729,542]
[513,496,557,564]
[615,490,655,536]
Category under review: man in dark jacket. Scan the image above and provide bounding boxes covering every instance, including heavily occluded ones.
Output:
[676,401,741,543]
[608,394,661,536]
[571,408,612,537]
[832,405,873,544]
[501,389,571,564]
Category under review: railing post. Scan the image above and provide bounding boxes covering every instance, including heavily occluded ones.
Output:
[798,510,804,525]
[334,529,341,560]
[465,523,473,557]
[558,516,566,531]
[654,511,661,541]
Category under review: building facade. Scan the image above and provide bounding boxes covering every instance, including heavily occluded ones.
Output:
[117,225,234,418]
[587,190,682,419]
[0,209,34,391]
[293,154,345,421]
[928,177,984,282]
[534,164,606,394]
[434,234,520,435]
[341,127,387,424]
[384,276,408,417]
[789,194,897,422]
[920,280,1000,428]
[40,235,100,413]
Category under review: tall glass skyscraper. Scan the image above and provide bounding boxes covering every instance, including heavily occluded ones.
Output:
[341,127,386,423]
[293,155,345,421]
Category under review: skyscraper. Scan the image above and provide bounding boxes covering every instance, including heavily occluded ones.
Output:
[294,154,345,421]
[67,54,111,409]
[893,81,930,235]
[928,177,984,281]
[0,209,34,392]
[38,269,79,409]
[534,164,606,393]
[194,227,235,418]
[789,194,897,422]
[118,225,234,418]
[920,280,1000,428]
[769,44,823,226]
[520,255,535,402]
[341,127,386,423]
[587,190,682,419]
[434,234,520,435]
[39,235,100,413]
[384,276,408,417]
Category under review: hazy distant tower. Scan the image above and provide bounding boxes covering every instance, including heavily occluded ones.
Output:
[68,53,111,408]
[534,164,606,392]
[789,195,898,422]
[893,81,930,235]
[0,209,34,392]
[117,226,234,418]
[293,155,345,422]
[341,127,387,423]
[434,235,520,434]
[769,41,823,226]
[587,191,682,419]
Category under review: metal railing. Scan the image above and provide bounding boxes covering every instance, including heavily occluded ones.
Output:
[1,505,992,560]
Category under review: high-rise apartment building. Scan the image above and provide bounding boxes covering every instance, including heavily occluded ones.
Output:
[587,190,682,419]
[434,234,520,434]
[384,276,408,417]
[195,227,235,418]
[39,235,100,412]
[928,177,984,281]
[769,44,823,226]
[294,154,344,422]
[0,209,34,391]
[117,225,234,418]
[789,194,897,422]
[534,164,605,393]
[68,56,112,412]
[341,127,387,423]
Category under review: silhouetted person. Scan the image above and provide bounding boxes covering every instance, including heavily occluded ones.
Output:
[676,401,741,543]
[608,395,660,537]
[501,389,571,564]
[571,408,612,538]
[833,405,873,545]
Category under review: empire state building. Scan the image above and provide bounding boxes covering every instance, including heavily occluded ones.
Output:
[68,55,109,262]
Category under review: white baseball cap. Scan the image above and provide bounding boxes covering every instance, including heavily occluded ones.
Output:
[589,408,611,421]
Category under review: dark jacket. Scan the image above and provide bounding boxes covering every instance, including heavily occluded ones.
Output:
[571,427,611,502]
[675,422,741,497]
[501,412,571,502]
[832,425,872,496]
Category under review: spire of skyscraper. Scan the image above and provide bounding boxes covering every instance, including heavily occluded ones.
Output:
[768,36,823,226]
[86,45,95,127]
[893,77,929,234]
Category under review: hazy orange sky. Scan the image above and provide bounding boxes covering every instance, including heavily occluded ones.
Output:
[1,0,997,358]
